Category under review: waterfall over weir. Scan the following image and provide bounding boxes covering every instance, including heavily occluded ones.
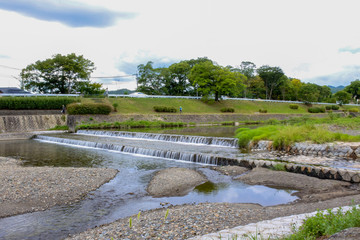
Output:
[35,135,234,165]
[76,130,239,148]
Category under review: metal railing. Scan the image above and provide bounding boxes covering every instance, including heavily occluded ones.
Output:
[0,93,359,106]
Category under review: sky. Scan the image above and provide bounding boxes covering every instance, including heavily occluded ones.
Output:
[0,0,360,91]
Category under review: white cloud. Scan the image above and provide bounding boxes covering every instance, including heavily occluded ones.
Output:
[0,0,360,90]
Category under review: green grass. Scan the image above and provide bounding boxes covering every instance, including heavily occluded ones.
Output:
[76,120,190,130]
[103,98,311,114]
[283,206,360,240]
[235,124,360,149]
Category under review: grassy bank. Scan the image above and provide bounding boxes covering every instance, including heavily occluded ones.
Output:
[82,98,321,114]
[236,114,360,149]
[284,206,360,240]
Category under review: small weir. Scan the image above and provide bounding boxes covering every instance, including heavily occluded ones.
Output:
[76,130,239,147]
[36,135,232,165]
[0,132,298,240]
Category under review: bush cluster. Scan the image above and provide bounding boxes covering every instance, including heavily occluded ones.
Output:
[0,97,78,110]
[349,108,359,113]
[308,107,326,113]
[153,106,177,113]
[289,104,299,109]
[325,105,339,110]
[220,107,235,113]
[259,109,267,113]
[67,103,113,115]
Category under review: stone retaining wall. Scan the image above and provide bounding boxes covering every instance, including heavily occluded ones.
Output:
[252,140,360,160]
[236,159,360,183]
[0,115,66,133]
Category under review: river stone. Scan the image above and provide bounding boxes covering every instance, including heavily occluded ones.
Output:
[235,167,350,191]
[147,167,207,197]
[327,227,360,240]
[211,165,249,176]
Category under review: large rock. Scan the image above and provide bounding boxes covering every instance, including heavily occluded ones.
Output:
[147,167,207,197]
[235,167,350,192]
[327,227,360,240]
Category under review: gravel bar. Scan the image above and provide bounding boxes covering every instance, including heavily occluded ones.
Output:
[0,157,118,218]
[66,194,360,240]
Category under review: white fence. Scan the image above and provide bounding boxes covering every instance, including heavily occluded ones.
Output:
[0,93,359,106]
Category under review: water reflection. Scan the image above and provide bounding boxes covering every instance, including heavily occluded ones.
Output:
[0,135,297,240]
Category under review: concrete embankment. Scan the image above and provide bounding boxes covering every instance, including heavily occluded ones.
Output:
[0,115,66,133]
[66,113,327,131]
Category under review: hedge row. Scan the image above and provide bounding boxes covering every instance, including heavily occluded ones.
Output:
[220,107,235,112]
[259,109,267,113]
[325,105,340,110]
[67,103,113,115]
[0,97,79,110]
[289,104,299,109]
[308,107,326,113]
[153,106,177,113]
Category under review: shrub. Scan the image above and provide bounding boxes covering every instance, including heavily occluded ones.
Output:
[0,97,79,110]
[331,105,340,110]
[325,105,332,110]
[67,103,113,115]
[289,104,299,110]
[220,107,235,113]
[259,109,267,113]
[308,107,325,113]
[112,103,118,112]
[153,106,177,113]
[349,108,359,113]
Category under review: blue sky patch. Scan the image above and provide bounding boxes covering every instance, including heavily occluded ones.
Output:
[339,47,360,54]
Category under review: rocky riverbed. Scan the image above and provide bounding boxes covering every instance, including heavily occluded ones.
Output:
[66,166,360,240]
[0,157,118,218]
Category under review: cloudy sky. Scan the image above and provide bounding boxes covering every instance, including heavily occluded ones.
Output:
[0,0,359,90]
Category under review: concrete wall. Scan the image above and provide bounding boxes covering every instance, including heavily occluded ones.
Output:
[0,115,66,133]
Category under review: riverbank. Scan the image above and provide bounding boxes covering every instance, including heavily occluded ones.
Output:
[0,157,118,218]
[66,166,360,239]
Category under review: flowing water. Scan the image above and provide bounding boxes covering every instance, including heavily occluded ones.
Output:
[0,128,297,240]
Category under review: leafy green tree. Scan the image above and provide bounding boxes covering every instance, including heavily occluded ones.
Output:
[136,61,164,95]
[289,78,303,101]
[239,61,256,79]
[318,85,332,102]
[334,90,352,105]
[344,79,360,100]
[20,53,96,94]
[298,83,320,102]
[247,76,266,99]
[76,82,105,95]
[256,65,285,99]
[188,61,245,101]
[168,61,192,95]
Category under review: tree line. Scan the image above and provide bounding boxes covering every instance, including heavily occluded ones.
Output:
[19,54,359,104]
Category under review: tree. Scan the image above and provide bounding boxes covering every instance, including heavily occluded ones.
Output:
[239,61,256,79]
[188,61,245,101]
[344,79,360,101]
[20,53,96,94]
[289,78,303,101]
[298,83,321,102]
[136,61,164,95]
[168,61,192,95]
[334,90,352,105]
[256,65,285,100]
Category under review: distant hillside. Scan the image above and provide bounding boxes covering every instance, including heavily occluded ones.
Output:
[328,85,345,94]
[108,88,135,94]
